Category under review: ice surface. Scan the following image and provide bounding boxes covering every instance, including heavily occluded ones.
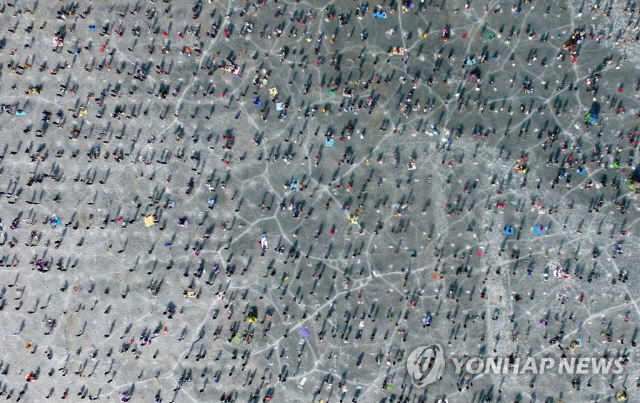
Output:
[0,0,639,402]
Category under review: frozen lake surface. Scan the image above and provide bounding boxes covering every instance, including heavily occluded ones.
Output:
[0,0,639,402]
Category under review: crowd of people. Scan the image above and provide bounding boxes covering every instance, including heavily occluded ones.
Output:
[0,0,639,402]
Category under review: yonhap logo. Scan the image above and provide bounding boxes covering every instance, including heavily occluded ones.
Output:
[407,344,445,388]
[407,343,626,386]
